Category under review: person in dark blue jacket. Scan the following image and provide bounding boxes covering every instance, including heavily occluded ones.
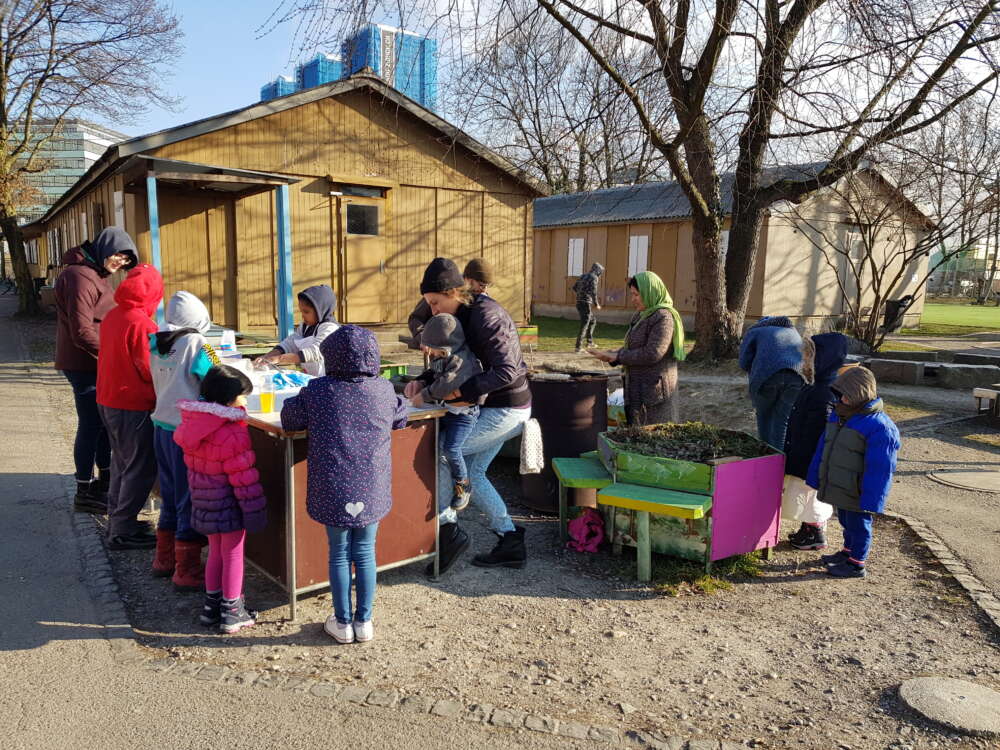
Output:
[783,333,849,550]
[806,367,900,578]
[738,316,805,450]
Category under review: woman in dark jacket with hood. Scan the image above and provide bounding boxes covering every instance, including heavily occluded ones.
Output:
[256,285,338,376]
[783,332,848,550]
[54,227,138,513]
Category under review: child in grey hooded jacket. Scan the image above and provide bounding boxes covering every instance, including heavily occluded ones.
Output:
[416,313,483,511]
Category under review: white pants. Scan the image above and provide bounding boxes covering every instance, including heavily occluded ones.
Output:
[781,475,833,525]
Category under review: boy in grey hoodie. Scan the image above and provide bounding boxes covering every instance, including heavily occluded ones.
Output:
[416,314,483,511]
[149,291,220,591]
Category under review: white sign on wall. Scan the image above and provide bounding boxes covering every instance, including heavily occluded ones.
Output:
[567,237,585,276]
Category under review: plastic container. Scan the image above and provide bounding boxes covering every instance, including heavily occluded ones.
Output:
[259,378,275,413]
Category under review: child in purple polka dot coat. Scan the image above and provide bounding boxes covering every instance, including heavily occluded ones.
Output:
[280,325,408,644]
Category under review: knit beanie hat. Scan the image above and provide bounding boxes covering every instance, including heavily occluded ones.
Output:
[420,313,465,355]
[463,258,494,285]
[420,258,464,294]
[832,366,877,407]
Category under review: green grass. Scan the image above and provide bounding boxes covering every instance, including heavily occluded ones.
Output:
[533,315,696,354]
[903,302,1000,336]
[875,340,935,352]
[532,315,632,352]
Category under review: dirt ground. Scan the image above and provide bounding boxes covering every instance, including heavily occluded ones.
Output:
[24,315,1000,749]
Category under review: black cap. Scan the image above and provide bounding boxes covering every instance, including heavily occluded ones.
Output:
[420,258,464,295]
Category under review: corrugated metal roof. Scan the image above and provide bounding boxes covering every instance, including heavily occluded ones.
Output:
[533,164,826,228]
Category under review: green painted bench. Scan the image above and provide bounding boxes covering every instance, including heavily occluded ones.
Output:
[597,482,714,582]
[551,456,613,542]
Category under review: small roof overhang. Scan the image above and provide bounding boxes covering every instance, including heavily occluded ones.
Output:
[116,155,301,198]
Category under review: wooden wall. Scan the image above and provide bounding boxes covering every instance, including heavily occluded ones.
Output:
[36,88,537,330]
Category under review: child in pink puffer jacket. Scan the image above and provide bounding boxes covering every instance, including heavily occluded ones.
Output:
[174,365,266,634]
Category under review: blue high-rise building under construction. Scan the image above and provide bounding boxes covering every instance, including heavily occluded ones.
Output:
[259,23,437,111]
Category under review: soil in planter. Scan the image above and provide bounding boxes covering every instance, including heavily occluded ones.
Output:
[610,421,774,462]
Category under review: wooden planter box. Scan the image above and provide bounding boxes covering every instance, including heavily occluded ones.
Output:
[596,429,784,566]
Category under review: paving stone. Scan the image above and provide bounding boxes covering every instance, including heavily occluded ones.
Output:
[866,359,924,386]
[399,695,433,713]
[339,685,371,704]
[898,677,1000,737]
[309,682,340,698]
[146,658,176,673]
[936,364,1000,390]
[224,671,260,686]
[255,672,286,689]
[489,708,525,729]
[463,703,494,723]
[195,665,226,682]
[558,721,590,740]
[282,676,315,693]
[625,732,686,750]
[430,699,463,719]
[589,726,620,743]
[954,353,1000,366]
[721,743,747,750]
[524,715,558,733]
[366,689,399,708]
[689,741,722,750]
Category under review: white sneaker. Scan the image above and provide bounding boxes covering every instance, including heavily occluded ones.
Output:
[324,615,354,644]
[353,619,375,643]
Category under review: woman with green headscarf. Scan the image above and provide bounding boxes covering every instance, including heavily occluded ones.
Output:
[588,271,686,425]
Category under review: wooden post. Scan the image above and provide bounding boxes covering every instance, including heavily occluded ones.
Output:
[146,174,164,325]
[558,483,569,543]
[636,510,651,582]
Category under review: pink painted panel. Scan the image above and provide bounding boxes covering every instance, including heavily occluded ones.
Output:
[710,453,784,561]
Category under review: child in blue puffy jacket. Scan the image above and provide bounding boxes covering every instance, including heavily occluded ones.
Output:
[807,366,900,578]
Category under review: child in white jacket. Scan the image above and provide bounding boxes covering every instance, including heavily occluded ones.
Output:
[255,285,338,376]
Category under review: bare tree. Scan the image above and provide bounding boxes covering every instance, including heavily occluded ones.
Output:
[453,5,671,193]
[272,0,1000,359]
[0,0,182,314]
[788,145,1000,349]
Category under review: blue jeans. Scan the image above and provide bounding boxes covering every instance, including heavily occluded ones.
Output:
[440,407,479,484]
[326,523,379,625]
[837,508,873,562]
[750,370,804,451]
[62,370,111,481]
[437,406,531,533]
[154,426,203,543]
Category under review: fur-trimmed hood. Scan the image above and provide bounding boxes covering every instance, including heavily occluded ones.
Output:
[174,399,248,451]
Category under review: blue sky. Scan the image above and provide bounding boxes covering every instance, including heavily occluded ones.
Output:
[117,1,306,137]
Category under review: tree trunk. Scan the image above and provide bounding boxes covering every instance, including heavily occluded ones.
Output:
[721,204,768,358]
[0,217,40,315]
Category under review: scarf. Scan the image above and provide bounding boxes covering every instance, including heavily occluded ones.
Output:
[631,271,686,361]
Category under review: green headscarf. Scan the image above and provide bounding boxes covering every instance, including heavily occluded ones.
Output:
[631,271,686,361]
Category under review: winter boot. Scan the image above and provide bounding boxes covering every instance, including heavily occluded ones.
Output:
[471,525,527,569]
[73,481,107,514]
[172,540,204,592]
[787,522,809,544]
[451,479,471,511]
[789,524,826,550]
[821,550,850,567]
[425,522,469,577]
[199,591,222,626]
[220,597,257,634]
[151,529,175,578]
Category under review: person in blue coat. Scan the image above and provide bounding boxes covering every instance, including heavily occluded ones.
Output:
[280,325,408,643]
[739,316,805,450]
[807,366,900,578]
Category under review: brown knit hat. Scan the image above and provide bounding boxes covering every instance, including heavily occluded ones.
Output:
[832,366,877,407]
[463,258,494,285]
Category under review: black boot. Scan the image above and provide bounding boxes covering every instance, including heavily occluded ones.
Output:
[200,591,222,627]
[73,482,106,514]
[471,526,526,569]
[790,524,827,550]
[426,522,469,577]
[787,522,810,544]
[219,596,257,634]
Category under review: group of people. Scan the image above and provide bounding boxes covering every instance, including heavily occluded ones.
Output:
[739,317,902,578]
[55,235,533,643]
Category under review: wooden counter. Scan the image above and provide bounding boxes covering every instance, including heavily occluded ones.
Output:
[244,404,446,620]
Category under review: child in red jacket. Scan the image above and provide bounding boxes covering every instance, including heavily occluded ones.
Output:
[96,264,163,550]
[174,366,266,634]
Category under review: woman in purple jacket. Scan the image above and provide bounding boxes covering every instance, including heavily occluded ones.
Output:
[281,326,408,644]
[405,258,532,575]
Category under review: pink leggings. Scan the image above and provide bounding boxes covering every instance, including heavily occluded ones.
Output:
[205,530,246,600]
